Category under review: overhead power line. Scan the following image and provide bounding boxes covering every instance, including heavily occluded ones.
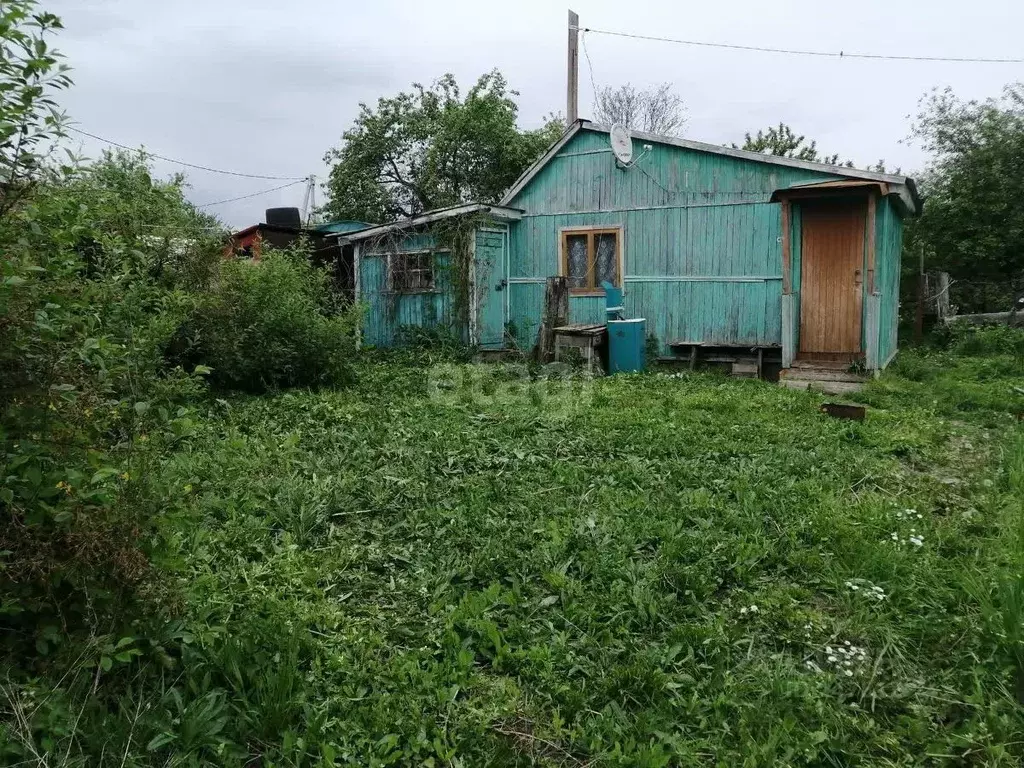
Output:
[576,26,1024,64]
[67,126,308,181]
[581,31,600,103]
[195,179,306,209]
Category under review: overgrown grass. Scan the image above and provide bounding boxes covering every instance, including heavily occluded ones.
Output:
[7,347,1024,765]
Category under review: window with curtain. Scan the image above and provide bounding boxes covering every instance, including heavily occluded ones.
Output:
[561,228,621,294]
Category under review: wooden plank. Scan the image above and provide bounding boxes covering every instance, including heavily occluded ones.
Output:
[353,243,362,350]
[865,292,881,370]
[536,276,569,361]
[781,199,792,295]
[820,403,866,421]
[866,193,877,294]
[781,293,795,368]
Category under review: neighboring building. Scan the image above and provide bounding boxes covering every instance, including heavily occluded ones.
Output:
[330,120,920,375]
[225,209,373,299]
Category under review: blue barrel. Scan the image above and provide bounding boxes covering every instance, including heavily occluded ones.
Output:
[607,318,646,374]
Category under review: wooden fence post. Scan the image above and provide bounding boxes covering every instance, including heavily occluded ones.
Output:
[536,276,569,361]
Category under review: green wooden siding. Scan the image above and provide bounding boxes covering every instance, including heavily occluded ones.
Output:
[356,127,909,369]
[475,227,507,348]
[509,130,847,213]
[790,205,803,351]
[875,198,903,366]
[505,129,850,352]
[359,235,455,348]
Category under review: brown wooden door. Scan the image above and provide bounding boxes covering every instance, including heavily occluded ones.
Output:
[799,200,866,355]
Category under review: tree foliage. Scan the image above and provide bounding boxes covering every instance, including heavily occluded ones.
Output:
[323,71,564,223]
[0,7,363,757]
[0,0,71,217]
[911,84,1024,290]
[0,148,222,682]
[734,122,853,167]
[593,82,687,136]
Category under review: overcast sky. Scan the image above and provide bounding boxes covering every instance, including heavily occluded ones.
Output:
[48,0,1024,229]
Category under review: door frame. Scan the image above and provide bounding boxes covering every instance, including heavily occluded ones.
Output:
[774,181,884,370]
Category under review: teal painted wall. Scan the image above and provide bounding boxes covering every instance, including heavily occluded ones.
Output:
[505,128,852,353]
[355,128,908,368]
[359,233,456,348]
[790,205,803,350]
[876,198,903,366]
[475,227,508,348]
[359,226,513,349]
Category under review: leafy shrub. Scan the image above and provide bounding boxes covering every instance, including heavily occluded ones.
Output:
[0,153,218,670]
[183,248,361,392]
[946,321,1024,359]
[889,352,934,382]
[392,323,475,363]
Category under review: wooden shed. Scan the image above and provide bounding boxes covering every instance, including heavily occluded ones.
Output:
[332,120,919,378]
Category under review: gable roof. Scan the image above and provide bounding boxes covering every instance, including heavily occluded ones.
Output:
[328,202,523,243]
[500,120,920,215]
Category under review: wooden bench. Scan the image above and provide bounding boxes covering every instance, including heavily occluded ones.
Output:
[554,324,606,372]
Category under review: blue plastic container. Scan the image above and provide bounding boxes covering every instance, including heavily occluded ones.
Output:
[607,318,646,374]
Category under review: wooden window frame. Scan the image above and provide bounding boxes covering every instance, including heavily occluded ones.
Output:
[558,225,624,296]
[386,250,438,294]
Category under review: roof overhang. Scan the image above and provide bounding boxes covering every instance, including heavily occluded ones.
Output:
[771,179,918,217]
[331,203,524,243]
[501,120,921,216]
[229,223,307,239]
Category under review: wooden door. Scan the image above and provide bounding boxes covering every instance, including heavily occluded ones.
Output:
[799,200,866,355]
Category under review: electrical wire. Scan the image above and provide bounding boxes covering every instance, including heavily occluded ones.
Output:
[194,179,306,208]
[67,126,308,180]
[576,26,1024,64]
[581,30,600,109]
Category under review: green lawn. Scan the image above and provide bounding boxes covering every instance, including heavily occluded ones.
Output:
[148,347,1024,766]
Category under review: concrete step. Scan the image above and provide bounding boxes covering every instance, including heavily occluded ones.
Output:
[780,378,865,395]
[791,358,854,371]
[779,367,867,383]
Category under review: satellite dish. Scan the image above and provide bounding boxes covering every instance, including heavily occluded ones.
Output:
[610,124,633,164]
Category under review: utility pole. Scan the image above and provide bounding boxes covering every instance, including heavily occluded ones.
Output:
[301,175,318,227]
[567,9,579,124]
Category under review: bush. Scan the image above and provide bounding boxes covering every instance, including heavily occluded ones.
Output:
[944,322,1024,368]
[0,151,218,706]
[185,248,361,392]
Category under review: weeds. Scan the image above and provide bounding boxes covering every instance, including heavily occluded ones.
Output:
[5,343,1024,764]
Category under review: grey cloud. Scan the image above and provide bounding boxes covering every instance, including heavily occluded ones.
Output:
[45,0,1024,227]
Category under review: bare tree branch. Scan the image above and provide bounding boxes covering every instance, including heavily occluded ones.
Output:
[594,82,687,136]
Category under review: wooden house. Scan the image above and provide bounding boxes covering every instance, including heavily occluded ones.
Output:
[332,120,919,377]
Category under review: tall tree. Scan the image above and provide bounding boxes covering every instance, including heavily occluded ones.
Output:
[593,82,686,136]
[323,71,564,223]
[734,123,852,167]
[910,83,1024,290]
